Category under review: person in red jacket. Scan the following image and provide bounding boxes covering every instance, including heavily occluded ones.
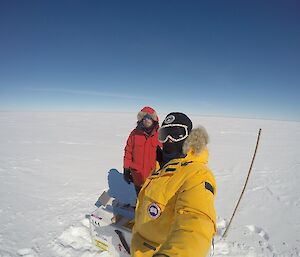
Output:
[123,106,161,195]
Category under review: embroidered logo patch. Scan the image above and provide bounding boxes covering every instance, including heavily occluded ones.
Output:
[164,115,175,124]
[147,203,161,219]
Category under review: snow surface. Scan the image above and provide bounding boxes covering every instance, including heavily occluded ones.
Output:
[0,112,299,257]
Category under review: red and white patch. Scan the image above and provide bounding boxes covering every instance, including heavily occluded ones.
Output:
[147,202,161,219]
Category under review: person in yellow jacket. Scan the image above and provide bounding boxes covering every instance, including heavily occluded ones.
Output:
[131,112,216,257]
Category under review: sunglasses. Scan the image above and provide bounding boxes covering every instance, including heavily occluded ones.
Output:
[158,124,189,143]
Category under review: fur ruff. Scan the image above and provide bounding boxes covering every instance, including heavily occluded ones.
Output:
[137,111,158,121]
[183,126,209,155]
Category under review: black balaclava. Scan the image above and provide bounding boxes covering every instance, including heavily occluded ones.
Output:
[162,141,185,166]
[161,112,193,165]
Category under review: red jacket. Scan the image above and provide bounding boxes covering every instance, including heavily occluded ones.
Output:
[123,125,161,187]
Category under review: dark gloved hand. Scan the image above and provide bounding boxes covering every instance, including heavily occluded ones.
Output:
[123,168,133,184]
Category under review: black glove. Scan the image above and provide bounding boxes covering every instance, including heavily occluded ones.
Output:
[123,168,133,184]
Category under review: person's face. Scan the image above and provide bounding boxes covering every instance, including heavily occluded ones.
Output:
[142,115,154,128]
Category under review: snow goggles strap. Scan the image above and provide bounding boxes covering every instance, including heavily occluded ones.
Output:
[158,124,189,143]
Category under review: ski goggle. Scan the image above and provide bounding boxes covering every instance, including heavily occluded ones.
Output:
[158,124,189,143]
[143,113,154,121]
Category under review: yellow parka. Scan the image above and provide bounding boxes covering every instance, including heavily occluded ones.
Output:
[131,127,217,257]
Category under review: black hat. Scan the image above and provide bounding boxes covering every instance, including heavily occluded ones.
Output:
[162,112,193,133]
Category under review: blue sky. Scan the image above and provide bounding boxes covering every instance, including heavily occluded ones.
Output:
[0,1,299,121]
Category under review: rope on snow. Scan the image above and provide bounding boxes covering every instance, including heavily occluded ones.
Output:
[222,128,262,239]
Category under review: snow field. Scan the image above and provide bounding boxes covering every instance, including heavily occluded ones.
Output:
[0,112,299,256]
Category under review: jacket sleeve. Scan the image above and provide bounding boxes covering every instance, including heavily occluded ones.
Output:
[154,175,216,257]
[123,131,134,169]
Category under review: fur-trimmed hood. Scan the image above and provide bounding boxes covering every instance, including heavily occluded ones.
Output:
[182,126,209,155]
[137,106,158,122]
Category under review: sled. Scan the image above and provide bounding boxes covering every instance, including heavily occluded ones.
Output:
[87,191,134,256]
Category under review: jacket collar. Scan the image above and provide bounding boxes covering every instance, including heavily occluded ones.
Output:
[164,147,208,166]
[185,147,209,165]
[152,147,209,176]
